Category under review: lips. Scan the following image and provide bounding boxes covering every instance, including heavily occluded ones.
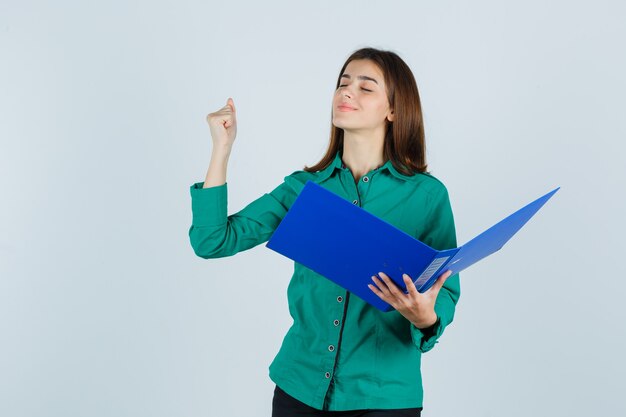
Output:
[337,104,356,111]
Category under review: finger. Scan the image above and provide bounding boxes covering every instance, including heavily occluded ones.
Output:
[206,113,232,129]
[221,114,234,128]
[368,282,387,300]
[218,112,234,128]
[207,108,232,121]
[371,275,390,297]
[213,102,233,116]
[226,97,236,113]
[378,272,404,298]
[402,274,419,298]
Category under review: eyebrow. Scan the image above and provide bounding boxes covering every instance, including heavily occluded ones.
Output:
[340,74,379,84]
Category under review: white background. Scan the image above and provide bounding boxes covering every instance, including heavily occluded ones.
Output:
[1,1,625,416]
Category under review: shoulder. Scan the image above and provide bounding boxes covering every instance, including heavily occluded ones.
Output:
[403,171,450,201]
[265,169,325,206]
[285,169,321,183]
[264,169,331,210]
[280,169,328,194]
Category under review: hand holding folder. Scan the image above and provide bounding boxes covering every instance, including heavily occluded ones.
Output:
[368,269,452,328]
[266,181,559,312]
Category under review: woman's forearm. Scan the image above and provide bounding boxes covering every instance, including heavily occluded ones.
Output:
[203,144,232,188]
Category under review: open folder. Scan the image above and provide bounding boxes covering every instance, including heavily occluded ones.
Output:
[266,181,559,312]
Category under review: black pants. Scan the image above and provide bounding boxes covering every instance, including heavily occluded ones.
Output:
[272,385,422,417]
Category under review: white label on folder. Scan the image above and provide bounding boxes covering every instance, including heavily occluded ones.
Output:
[414,256,449,288]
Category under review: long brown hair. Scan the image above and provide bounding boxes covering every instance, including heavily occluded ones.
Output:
[304,47,427,175]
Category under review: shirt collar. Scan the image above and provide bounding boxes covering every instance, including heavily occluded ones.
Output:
[384,159,416,181]
[315,150,415,183]
[314,151,345,183]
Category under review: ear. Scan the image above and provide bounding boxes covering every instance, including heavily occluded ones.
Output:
[387,109,394,123]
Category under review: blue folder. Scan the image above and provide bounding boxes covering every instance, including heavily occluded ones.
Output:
[266,181,559,312]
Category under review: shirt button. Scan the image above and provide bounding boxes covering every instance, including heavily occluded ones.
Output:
[337,296,343,303]
[328,345,335,352]
[362,176,369,182]
[352,199,358,205]
[333,319,340,326]
[325,372,331,378]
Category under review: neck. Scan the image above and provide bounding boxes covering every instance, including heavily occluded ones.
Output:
[341,128,386,182]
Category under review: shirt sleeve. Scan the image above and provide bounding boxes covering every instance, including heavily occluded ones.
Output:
[410,183,461,353]
[188,180,295,258]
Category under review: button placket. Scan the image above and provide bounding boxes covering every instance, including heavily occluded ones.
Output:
[356,173,371,206]
[326,296,343,370]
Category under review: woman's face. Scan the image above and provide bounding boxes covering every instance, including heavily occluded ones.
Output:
[332,59,394,133]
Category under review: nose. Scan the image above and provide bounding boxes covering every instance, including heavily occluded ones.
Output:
[338,83,354,99]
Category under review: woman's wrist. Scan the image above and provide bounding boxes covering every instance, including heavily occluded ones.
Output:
[412,313,438,330]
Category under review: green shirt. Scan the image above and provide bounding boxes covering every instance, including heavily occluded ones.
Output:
[188,150,460,411]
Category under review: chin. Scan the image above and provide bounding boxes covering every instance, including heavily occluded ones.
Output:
[332,118,355,131]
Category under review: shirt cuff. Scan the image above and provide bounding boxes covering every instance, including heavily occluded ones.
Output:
[189,181,228,227]
[410,316,444,353]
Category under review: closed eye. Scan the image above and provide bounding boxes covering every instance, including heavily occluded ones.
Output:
[338,84,372,92]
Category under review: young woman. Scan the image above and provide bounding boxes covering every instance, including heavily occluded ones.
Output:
[189,47,460,416]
